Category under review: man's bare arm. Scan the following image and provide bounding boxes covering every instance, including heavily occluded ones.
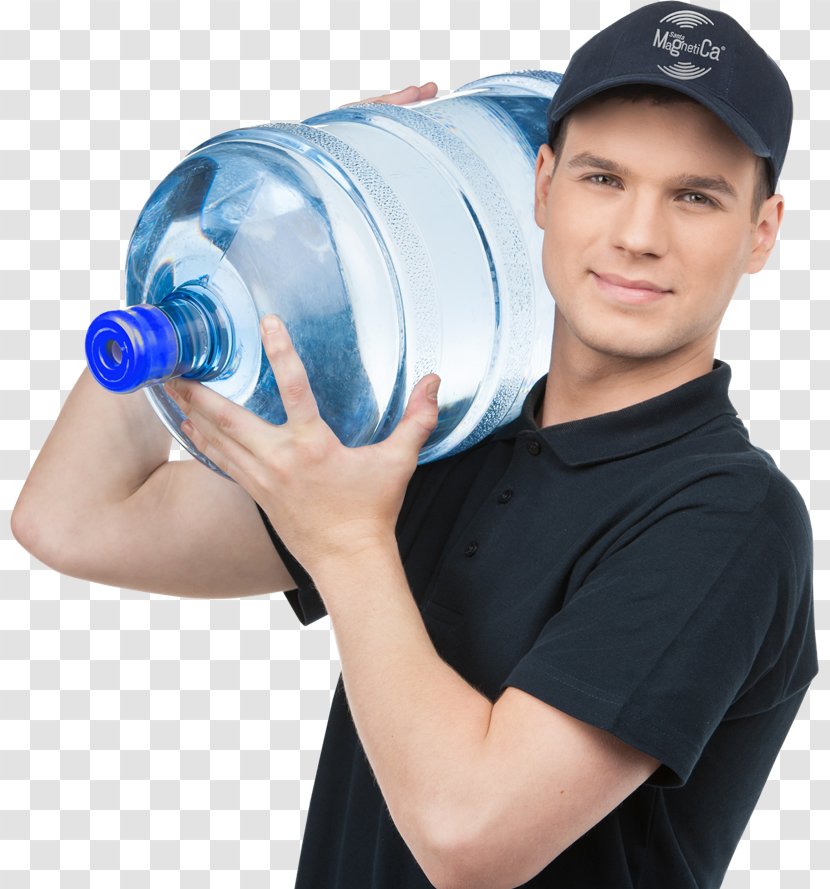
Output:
[12,368,293,598]
[151,308,661,889]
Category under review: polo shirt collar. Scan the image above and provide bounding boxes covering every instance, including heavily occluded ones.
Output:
[491,360,737,467]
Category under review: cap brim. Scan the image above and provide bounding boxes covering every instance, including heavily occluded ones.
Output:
[549,73,773,161]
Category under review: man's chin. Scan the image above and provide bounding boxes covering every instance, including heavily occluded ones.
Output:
[566,327,691,364]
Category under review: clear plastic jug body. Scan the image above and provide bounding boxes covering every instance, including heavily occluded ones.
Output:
[86,70,561,474]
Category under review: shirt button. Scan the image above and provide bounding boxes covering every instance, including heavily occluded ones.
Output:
[526,439,541,456]
[464,541,478,557]
[497,489,513,504]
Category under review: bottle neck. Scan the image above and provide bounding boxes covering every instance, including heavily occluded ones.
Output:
[161,289,234,381]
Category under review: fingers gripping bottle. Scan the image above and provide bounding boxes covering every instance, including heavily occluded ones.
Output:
[85,71,561,475]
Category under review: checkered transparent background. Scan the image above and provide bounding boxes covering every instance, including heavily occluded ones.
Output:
[1,1,827,886]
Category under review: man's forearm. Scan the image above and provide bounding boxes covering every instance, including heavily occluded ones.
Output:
[312,538,494,875]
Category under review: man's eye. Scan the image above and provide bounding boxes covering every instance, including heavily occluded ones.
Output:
[587,174,619,187]
[681,192,714,206]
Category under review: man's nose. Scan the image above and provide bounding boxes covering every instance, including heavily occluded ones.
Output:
[610,190,669,258]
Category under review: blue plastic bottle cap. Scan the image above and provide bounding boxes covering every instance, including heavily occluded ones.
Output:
[85,305,179,393]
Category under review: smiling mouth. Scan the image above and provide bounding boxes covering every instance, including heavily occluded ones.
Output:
[590,272,672,305]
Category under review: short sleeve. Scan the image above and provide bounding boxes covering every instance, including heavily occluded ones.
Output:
[501,471,816,788]
[255,503,327,626]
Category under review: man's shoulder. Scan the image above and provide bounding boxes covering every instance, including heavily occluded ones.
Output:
[656,421,812,558]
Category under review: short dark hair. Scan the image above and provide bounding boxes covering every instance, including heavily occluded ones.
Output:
[546,84,773,221]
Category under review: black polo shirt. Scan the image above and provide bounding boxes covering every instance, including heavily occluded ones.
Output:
[257,360,818,889]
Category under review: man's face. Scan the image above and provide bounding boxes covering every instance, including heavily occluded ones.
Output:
[534,97,781,365]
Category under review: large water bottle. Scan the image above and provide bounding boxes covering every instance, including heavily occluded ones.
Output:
[85,70,560,475]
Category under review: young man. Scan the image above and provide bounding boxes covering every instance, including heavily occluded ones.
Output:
[13,2,817,887]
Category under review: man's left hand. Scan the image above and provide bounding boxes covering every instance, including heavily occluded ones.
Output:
[163,314,440,578]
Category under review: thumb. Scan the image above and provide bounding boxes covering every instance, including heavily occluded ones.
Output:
[387,374,441,456]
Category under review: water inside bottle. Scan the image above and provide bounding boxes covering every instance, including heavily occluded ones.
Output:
[123,80,556,471]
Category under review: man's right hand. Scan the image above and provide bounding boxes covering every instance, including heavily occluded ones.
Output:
[341,81,438,108]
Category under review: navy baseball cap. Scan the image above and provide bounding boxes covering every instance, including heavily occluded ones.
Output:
[546,1,792,191]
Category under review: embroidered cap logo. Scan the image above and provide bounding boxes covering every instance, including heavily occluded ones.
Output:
[652,9,725,80]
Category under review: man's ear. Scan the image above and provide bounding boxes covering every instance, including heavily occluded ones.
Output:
[534,143,556,230]
[746,193,784,274]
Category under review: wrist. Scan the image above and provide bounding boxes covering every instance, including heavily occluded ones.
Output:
[310,529,401,590]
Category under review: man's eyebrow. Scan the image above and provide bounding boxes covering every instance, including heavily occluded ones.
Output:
[566,152,631,176]
[565,151,739,200]
[668,173,738,200]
